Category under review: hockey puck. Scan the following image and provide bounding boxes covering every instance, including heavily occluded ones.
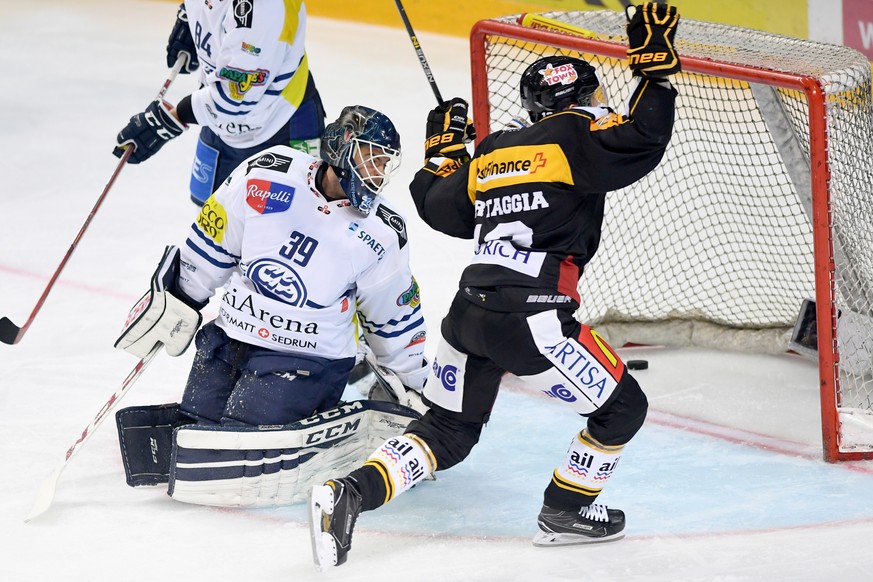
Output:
[626,359,649,370]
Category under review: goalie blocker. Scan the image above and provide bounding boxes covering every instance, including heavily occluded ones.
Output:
[116,398,422,507]
[115,245,204,358]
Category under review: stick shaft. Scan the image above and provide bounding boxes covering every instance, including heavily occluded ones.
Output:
[393,0,443,104]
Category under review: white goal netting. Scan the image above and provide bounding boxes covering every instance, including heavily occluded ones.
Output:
[473,11,873,458]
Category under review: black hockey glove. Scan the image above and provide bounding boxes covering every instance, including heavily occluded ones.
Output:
[166,3,199,73]
[626,2,681,79]
[424,97,476,159]
[113,100,187,164]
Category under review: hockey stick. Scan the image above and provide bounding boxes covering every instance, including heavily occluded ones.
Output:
[364,354,400,404]
[393,0,443,104]
[362,352,428,415]
[25,343,163,522]
[0,55,187,346]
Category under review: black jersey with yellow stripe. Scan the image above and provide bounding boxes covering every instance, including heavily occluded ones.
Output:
[410,77,677,311]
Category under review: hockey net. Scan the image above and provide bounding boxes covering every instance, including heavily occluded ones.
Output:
[470,11,873,461]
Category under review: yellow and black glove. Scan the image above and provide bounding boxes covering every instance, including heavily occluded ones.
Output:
[626,3,681,79]
[424,97,476,160]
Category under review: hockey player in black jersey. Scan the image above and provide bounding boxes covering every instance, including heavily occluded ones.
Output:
[309,3,681,570]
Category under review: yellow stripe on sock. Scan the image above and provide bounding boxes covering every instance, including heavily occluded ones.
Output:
[551,470,602,497]
[364,459,394,505]
[405,433,438,474]
[579,430,626,454]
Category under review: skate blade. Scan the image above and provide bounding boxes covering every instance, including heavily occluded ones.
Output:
[309,486,338,572]
[532,529,626,547]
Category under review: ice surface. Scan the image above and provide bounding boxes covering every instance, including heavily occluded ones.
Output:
[1,2,872,580]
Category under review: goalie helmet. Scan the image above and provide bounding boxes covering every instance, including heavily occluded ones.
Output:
[321,105,402,214]
[519,56,603,122]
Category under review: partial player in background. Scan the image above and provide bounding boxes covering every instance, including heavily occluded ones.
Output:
[113,105,429,498]
[309,2,680,570]
[113,0,326,206]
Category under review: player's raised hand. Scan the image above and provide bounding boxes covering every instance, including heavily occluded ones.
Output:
[424,98,475,159]
[626,3,681,78]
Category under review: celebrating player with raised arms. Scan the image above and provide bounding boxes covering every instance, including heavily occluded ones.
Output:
[309,2,681,570]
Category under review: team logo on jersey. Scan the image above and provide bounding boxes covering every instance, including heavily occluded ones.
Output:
[219,66,268,100]
[247,153,292,174]
[375,205,408,249]
[233,0,253,28]
[247,258,308,306]
[246,179,294,214]
[196,199,228,243]
[471,144,573,192]
[590,112,626,132]
[396,278,421,308]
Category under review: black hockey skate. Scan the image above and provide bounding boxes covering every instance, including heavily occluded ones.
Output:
[309,478,363,571]
[533,503,626,546]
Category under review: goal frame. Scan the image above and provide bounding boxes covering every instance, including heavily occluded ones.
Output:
[469,18,863,463]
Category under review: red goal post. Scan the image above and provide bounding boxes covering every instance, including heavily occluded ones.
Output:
[470,11,873,462]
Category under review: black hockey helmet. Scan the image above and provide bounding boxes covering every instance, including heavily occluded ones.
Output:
[519,56,602,122]
[321,105,401,215]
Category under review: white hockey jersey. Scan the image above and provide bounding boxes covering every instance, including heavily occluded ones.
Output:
[185,0,312,148]
[177,145,429,388]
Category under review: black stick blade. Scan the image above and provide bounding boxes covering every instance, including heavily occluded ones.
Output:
[0,317,22,345]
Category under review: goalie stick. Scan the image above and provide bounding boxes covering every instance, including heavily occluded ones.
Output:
[0,55,188,346]
[393,0,443,104]
[25,343,163,522]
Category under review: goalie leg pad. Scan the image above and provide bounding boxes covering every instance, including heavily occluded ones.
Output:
[115,403,193,486]
[167,400,421,507]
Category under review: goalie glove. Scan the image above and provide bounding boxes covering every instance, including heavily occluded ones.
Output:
[166,3,199,73]
[115,246,204,358]
[626,2,681,79]
[364,352,429,416]
[424,97,476,160]
[113,99,187,164]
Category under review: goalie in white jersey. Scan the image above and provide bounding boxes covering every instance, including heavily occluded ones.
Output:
[116,105,429,426]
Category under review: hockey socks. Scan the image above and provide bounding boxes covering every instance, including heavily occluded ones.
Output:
[545,429,624,510]
[349,434,436,510]
[534,430,627,546]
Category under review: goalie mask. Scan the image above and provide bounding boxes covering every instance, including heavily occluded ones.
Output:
[321,105,402,214]
[519,56,605,122]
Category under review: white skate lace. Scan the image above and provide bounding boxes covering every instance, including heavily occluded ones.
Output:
[578,504,609,522]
